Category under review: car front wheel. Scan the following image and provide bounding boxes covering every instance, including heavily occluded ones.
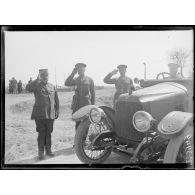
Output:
[163,126,193,168]
[74,119,112,164]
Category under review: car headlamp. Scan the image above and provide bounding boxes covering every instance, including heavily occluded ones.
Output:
[89,107,103,124]
[132,111,153,132]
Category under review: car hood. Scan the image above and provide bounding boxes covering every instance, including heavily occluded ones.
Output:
[119,82,188,103]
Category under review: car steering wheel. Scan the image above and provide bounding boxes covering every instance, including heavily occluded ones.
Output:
[156,72,174,79]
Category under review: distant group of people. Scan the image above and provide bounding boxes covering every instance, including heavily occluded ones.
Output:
[8,77,33,94]
[9,78,23,94]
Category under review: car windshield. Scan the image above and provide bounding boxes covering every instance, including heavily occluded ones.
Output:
[157,64,193,79]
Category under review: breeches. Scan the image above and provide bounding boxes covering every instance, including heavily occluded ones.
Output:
[35,119,54,152]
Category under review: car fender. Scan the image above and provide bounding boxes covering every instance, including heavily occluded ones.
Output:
[99,106,115,127]
[72,105,98,122]
[163,125,193,163]
[157,111,193,139]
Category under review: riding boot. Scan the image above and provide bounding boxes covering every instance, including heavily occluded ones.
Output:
[37,131,45,160]
[45,147,54,157]
[38,150,45,160]
[45,132,54,157]
[46,149,54,157]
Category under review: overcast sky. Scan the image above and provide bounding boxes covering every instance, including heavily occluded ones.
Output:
[5,30,193,86]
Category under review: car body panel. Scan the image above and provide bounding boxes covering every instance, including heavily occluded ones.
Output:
[72,105,98,122]
[157,111,193,139]
[114,82,190,142]
[140,78,192,89]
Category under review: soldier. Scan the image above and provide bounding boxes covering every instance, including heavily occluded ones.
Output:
[103,65,134,108]
[65,63,95,130]
[12,77,18,94]
[18,80,23,94]
[134,77,142,90]
[28,77,32,84]
[26,69,60,160]
[27,77,33,93]
[9,80,13,94]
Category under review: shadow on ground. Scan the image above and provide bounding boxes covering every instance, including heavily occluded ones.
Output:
[8,146,130,164]
[8,147,75,164]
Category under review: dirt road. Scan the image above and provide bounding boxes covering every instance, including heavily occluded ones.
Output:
[9,145,130,164]
[5,89,131,165]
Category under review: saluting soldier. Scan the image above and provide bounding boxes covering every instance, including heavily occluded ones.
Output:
[26,69,60,160]
[65,63,95,130]
[103,64,134,108]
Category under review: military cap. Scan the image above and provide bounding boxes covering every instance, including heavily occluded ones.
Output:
[75,63,87,68]
[168,63,180,68]
[117,64,127,69]
[39,69,48,75]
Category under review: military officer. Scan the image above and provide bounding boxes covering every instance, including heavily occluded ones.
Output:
[65,63,95,130]
[26,69,59,160]
[103,64,134,108]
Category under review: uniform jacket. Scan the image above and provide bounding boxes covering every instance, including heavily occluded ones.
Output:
[18,82,23,89]
[26,79,59,120]
[65,73,95,113]
[104,73,134,103]
[11,79,18,88]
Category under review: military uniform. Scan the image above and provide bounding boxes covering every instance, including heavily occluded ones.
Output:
[12,78,18,94]
[9,80,13,94]
[28,78,32,84]
[18,81,23,94]
[65,75,95,112]
[26,70,59,159]
[104,65,134,108]
[65,63,95,129]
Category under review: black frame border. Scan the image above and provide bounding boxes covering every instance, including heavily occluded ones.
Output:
[1,25,194,170]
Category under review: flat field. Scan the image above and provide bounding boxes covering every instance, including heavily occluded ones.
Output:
[5,88,116,163]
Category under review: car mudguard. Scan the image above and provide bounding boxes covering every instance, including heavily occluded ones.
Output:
[99,106,116,130]
[157,111,193,139]
[72,105,98,122]
[91,130,115,148]
[163,125,193,163]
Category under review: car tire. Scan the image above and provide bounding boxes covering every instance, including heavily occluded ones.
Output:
[74,118,112,164]
[163,126,193,167]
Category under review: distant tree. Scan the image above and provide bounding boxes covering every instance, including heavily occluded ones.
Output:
[168,48,190,76]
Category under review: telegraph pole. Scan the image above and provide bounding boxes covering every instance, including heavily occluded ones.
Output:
[143,62,146,80]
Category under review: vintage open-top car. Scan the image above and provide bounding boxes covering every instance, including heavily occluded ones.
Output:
[72,69,193,166]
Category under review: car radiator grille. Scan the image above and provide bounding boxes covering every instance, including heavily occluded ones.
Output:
[115,101,145,142]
